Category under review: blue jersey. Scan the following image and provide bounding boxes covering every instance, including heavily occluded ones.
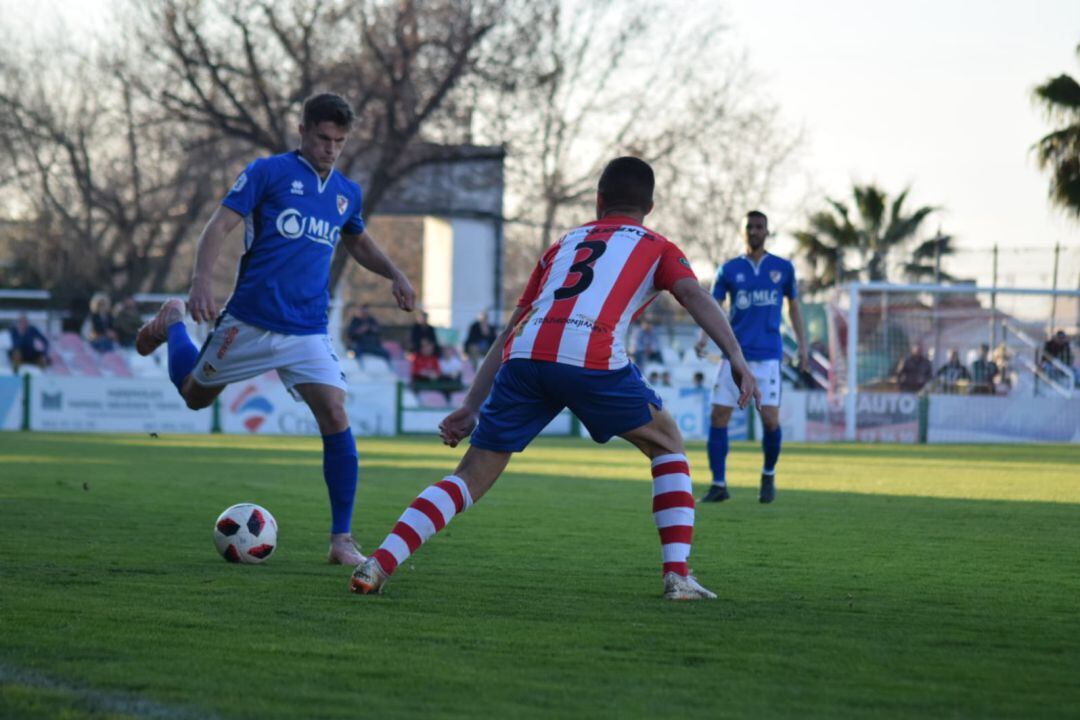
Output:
[712,253,797,361]
[221,151,365,335]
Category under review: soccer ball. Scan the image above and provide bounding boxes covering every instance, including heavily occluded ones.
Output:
[213,503,278,564]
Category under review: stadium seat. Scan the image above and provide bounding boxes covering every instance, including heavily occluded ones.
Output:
[57,333,86,353]
[359,355,394,378]
[47,351,70,376]
[382,340,404,360]
[391,358,412,380]
[461,361,477,384]
[661,346,682,366]
[70,354,102,377]
[400,388,419,408]
[99,351,133,378]
[449,390,468,406]
[418,390,448,408]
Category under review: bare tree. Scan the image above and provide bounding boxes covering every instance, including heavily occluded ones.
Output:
[127,0,544,291]
[472,0,798,303]
[0,39,224,300]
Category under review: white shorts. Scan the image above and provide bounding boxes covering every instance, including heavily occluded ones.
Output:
[190,314,347,400]
[711,358,781,408]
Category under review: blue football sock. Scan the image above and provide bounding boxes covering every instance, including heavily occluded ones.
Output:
[322,427,359,535]
[763,427,783,474]
[707,426,729,486]
[167,322,199,393]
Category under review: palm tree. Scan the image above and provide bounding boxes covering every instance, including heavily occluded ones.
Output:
[793,184,938,293]
[1033,44,1080,218]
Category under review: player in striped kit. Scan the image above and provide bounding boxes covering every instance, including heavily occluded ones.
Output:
[350,157,758,600]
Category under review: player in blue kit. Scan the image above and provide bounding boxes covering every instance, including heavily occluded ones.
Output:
[136,93,416,564]
[695,210,807,503]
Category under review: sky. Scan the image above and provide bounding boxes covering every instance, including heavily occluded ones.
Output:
[2,0,1078,289]
[721,0,1080,288]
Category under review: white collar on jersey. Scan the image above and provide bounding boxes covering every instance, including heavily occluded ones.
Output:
[294,151,335,194]
[742,251,770,275]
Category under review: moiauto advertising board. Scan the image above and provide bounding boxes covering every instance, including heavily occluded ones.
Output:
[0,376,22,430]
[29,376,212,433]
[218,372,396,436]
[805,391,919,442]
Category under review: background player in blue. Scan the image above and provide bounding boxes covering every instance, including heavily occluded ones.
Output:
[695,210,807,503]
[135,93,416,564]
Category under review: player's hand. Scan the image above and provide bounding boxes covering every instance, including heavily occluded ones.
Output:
[391,273,416,312]
[188,282,218,324]
[438,406,478,448]
[730,359,761,411]
[694,337,708,359]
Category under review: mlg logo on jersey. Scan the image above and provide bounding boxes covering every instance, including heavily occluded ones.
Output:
[276,208,341,248]
[734,289,780,310]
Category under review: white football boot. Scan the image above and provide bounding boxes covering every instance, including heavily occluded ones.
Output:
[662,572,718,601]
[327,534,366,565]
[349,556,389,595]
[135,299,185,356]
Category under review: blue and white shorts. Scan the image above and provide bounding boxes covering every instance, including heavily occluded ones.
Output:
[470,359,663,452]
[711,358,781,408]
[190,314,348,400]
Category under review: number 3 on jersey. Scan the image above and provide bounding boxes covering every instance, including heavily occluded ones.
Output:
[554,240,608,300]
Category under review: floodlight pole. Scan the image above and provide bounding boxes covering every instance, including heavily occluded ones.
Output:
[1049,243,1061,333]
[990,244,998,348]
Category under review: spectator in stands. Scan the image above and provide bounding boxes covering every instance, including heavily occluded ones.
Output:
[410,337,442,389]
[410,310,440,355]
[660,370,673,387]
[8,314,49,372]
[992,344,1013,393]
[1041,330,1073,381]
[969,343,999,394]
[895,343,932,393]
[86,293,118,353]
[464,311,497,363]
[437,346,465,399]
[935,348,970,393]
[631,320,663,367]
[345,304,390,361]
[647,370,660,386]
[112,296,143,348]
[692,371,705,389]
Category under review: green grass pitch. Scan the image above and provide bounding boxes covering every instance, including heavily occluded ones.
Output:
[1,433,1078,719]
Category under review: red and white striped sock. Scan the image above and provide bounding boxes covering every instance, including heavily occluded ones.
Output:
[371,475,474,575]
[651,453,695,576]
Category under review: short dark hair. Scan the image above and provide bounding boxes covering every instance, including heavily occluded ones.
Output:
[747,210,768,224]
[598,157,654,212]
[302,93,355,129]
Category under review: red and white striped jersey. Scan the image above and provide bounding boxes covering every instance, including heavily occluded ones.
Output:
[504,216,696,370]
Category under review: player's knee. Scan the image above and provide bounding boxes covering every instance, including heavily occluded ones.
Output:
[710,406,733,427]
[184,394,212,411]
[315,404,349,435]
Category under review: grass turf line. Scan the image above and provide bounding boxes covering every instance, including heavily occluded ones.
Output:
[0,433,1078,719]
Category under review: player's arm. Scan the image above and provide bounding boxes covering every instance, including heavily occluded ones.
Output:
[189,205,245,323]
[672,278,759,409]
[788,297,809,368]
[438,305,529,447]
[340,231,416,312]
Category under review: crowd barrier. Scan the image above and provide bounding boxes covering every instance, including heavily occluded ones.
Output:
[1,375,1077,443]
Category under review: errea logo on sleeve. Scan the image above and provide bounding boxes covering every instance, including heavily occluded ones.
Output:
[230,173,248,193]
